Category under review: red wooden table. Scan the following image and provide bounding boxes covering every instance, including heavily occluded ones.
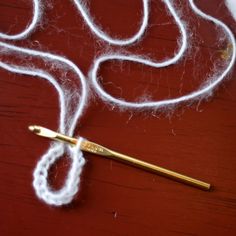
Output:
[0,1,236,235]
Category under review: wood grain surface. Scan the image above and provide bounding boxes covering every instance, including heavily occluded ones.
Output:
[0,0,236,235]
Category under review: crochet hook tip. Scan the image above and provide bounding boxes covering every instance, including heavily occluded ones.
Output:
[28,125,38,132]
[28,125,77,145]
[28,125,58,139]
[28,125,43,135]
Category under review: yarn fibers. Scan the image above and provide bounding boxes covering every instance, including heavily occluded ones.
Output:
[226,0,236,21]
[0,0,235,206]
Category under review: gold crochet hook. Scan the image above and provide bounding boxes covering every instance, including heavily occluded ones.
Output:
[28,125,211,191]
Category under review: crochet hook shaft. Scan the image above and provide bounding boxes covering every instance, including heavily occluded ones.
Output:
[28,125,211,191]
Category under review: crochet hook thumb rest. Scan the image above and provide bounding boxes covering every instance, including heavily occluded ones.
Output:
[28,125,211,191]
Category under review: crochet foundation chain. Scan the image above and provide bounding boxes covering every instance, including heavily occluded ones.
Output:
[0,0,235,206]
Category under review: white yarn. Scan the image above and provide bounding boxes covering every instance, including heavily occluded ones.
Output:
[72,0,149,45]
[0,0,235,206]
[225,0,236,21]
[0,0,41,40]
[90,0,236,109]
[33,138,85,205]
[0,42,89,205]
[0,0,89,203]
[0,42,88,134]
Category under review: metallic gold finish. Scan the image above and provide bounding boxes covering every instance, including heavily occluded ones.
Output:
[29,125,211,191]
[28,125,77,145]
